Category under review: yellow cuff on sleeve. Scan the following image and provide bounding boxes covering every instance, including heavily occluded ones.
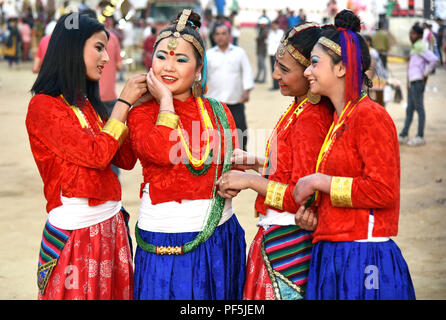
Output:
[156,112,179,129]
[330,176,353,207]
[264,181,288,210]
[102,117,129,147]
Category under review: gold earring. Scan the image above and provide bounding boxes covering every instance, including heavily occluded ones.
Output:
[192,80,202,98]
[307,89,321,104]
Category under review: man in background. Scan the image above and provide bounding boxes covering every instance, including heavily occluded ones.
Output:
[207,23,254,151]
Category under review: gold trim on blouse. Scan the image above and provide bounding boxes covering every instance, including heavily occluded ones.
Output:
[330,176,353,207]
[264,181,288,210]
[156,111,180,130]
[102,117,129,147]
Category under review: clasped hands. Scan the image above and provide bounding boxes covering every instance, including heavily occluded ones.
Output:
[216,148,318,231]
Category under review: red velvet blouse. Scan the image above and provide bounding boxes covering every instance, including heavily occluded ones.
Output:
[313,96,401,242]
[127,95,238,204]
[255,98,334,215]
[26,94,136,213]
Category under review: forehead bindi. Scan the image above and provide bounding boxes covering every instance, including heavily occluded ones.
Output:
[157,37,195,57]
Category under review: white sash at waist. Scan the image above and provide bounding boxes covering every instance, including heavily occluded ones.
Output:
[256,208,296,228]
[48,195,122,230]
[138,183,233,233]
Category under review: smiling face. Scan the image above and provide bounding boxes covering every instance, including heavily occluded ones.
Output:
[304,44,344,98]
[272,49,308,97]
[83,31,109,81]
[152,37,202,101]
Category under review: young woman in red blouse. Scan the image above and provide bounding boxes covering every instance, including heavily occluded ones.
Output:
[128,10,246,300]
[26,13,147,299]
[216,23,333,300]
[293,10,416,299]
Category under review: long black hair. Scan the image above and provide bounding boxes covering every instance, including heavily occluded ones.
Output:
[31,13,109,119]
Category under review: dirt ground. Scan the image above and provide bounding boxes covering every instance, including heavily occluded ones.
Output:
[0,27,445,300]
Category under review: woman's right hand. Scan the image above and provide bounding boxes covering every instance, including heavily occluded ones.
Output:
[118,73,148,106]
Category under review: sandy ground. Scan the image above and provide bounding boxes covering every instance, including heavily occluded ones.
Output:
[1,27,445,300]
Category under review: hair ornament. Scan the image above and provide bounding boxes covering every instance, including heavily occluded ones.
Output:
[277,22,319,67]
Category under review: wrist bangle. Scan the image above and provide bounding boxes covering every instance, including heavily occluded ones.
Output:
[117,98,132,108]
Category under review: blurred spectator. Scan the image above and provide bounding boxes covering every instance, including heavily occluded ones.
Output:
[298,9,306,24]
[255,17,268,83]
[276,10,289,31]
[364,34,388,81]
[435,17,445,65]
[287,10,299,28]
[399,24,438,147]
[3,17,22,68]
[230,11,240,46]
[372,21,390,69]
[207,22,254,151]
[267,20,283,90]
[257,9,271,29]
[19,18,31,61]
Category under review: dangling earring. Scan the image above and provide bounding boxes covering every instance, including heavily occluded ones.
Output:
[307,89,321,104]
[192,74,202,98]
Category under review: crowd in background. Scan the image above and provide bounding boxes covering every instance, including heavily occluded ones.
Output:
[1,1,445,77]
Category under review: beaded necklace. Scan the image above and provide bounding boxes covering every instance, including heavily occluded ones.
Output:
[261,97,308,178]
[177,97,214,175]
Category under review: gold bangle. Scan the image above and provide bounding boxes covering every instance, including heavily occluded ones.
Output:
[156,111,179,129]
[264,181,288,210]
[102,117,129,146]
[330,176,353,207]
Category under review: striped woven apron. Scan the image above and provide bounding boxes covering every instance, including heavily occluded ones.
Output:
[261,225,313,299]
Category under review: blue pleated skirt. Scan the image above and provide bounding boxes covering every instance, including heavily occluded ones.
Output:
[133,215,246,300]
[306,240,416,300]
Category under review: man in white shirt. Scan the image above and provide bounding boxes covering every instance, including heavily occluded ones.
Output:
[207,23,254,151]
[267,20,284,90]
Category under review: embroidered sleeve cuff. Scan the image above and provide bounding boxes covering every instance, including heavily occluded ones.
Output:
[102,117,129,146]
[156,112,179,129]
[330,176,353,207]
[264,181,288,210]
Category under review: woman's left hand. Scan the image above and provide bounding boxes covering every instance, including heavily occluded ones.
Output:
[293,173,332,205]
[216,170,251,198]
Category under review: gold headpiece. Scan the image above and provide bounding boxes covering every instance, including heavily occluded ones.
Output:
[154,9,204,58]
[318,36,342,56]
[277,23,319,67]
